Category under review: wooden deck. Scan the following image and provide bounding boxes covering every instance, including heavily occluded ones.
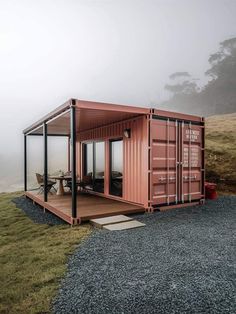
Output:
[25,191,144,224]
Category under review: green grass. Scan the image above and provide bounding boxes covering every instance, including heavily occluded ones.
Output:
[0,192,91,314]
[205,112,236,193]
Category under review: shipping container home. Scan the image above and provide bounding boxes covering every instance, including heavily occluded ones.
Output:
[23,99,205,224]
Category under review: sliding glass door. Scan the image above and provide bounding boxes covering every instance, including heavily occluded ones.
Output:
[83,143,94,190]
[83,139,123,196]
[83,141,105,193]
[94,141,105,193]
[110,139,123,197]
[84,143,93,177]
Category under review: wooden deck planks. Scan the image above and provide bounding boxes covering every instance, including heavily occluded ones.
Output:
[25,191,144,224]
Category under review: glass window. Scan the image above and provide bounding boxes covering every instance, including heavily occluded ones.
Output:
[95,142,105,177]
[94,142,105,193]
[84,143,93,176]
[83,141,105,193]
[110,140,123,197]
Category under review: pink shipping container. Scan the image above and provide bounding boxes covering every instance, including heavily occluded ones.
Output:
[23,100,205,224]
[150,109,205,210]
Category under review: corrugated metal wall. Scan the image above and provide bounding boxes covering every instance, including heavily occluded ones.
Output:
[150,117,205,206]
[77,115,149,207]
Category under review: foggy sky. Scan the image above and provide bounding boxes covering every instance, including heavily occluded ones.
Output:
[0,0,236,190]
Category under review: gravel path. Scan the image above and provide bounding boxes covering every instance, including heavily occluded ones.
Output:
[12,196,66,225]
[53,196,236,314]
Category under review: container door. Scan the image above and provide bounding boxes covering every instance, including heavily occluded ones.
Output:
[151,118,203,205]
[151,119,178,205]
[180,121,203,202]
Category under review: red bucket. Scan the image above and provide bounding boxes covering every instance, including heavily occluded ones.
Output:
[205,182,217,199]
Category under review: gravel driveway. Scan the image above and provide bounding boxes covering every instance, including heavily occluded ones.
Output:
[53,196,236,314]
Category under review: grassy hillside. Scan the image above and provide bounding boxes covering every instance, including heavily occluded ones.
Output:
[0,193,91,314]
[205,112,236,193]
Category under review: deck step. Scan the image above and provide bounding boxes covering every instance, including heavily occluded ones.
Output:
[90,215,133,228]
[103,220,145,231]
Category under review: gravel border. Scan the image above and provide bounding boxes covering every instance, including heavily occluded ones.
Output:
[12,195,66,225]
[53,196,236,313]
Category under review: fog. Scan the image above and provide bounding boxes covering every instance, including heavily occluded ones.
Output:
[0,0,236,192]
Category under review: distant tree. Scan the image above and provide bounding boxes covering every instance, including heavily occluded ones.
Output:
[165,72,198,95]
[161,37,236,116]
[205,37,236,79]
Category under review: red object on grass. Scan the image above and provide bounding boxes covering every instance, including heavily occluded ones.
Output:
[205,182,218,199]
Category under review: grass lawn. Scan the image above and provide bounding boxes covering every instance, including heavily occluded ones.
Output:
[205,112,236,193]
[0,192,91,314]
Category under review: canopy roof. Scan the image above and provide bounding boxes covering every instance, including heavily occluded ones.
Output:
[23,99,150,136]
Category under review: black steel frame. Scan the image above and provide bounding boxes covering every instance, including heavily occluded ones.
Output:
[24,135,27,192]
[23,102,77,220]
[70,102,77,219]
[27,133,69,137]
[43,122,48,202]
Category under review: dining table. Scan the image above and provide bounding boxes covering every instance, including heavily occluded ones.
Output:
[49,175,71,196]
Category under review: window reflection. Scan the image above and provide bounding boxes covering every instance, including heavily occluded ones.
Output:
[84,143,93,176]
[110,140,123,197]
[83,142,105,193]
[94,142,105,193]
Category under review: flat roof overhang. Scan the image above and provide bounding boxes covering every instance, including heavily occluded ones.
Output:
[23,99,150,136]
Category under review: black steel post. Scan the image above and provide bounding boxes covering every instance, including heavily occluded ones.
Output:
[68,136,71,172]
[92,142,96,190]
[71,104,77,219]
[24,134,27,191]
[43,122,48,202]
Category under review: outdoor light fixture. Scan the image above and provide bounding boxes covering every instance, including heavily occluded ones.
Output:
[124,128,131,138]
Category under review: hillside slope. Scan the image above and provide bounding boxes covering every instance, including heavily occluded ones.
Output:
[205,112,236,192]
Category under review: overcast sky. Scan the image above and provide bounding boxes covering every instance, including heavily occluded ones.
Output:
[0,0,236,189]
